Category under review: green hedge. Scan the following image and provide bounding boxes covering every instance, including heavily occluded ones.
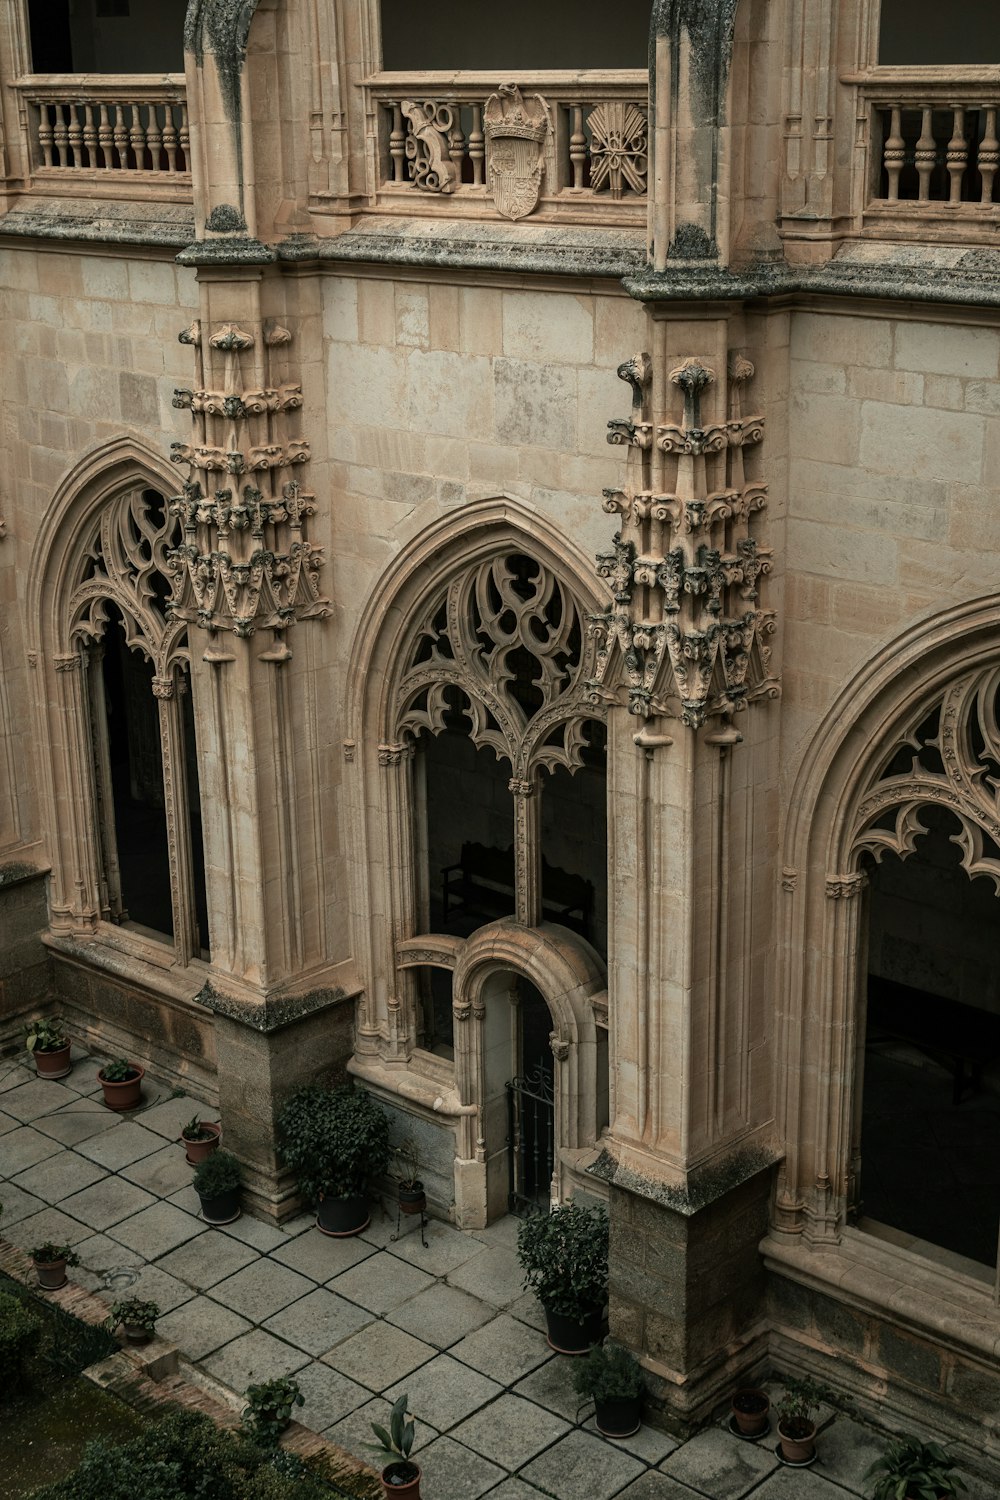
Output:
[0,1288,42,1389]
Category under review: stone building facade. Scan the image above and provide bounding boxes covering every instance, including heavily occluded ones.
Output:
[3,0,1000,1474]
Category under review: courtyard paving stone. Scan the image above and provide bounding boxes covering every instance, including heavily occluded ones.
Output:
[263,1286,375,1356]
[2,1124,61,1175]
[11,1148,105,1203]
[0,1059,30,1093]
[4,1078,84,1121]
[809,1414,887,1492]
[72,1231,144,1291]
[61,1056,106,1093]
[288,1358,372,1434]
[384,1352,504,1433]
[582,1415,681,1466]
[33,1099,120,1145]
[512,1353,581,1422]
[507,1290,548,1332]
[155,1228,259,1290]
[209,1258,314,1321]
[479,1482,551,1499]
[520,1428,646,1499]
[121,1142,197,1197]
[110,1200,204,1260]
[616,1475,707,1500]
[660,1428,779,1500]
[447,1243,524,1306]
[5,1206,93,1249]
[747,1470,852,1498]
[135,1094,209,1139]
[450,1391,572,1467]
[217,1212,290,1253]
[449,1311,552,1384]
[272,1224,375,1282]
[156,1296,254,1360]
[323,1319,436,1390]
[330,1249,436,1314]
[386,1280,496,1348]
[385,1218,490,1277]
[74,1120,166,1170]
[413,1434,511,1500]
[60,1174,157,1230]
[0,1109,18,1134]
[95,1261,196,1314]
[203,1327,311,1389]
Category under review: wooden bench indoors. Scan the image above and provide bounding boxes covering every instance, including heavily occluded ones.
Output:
[867,975,1000,1105]
[441,841,594,938]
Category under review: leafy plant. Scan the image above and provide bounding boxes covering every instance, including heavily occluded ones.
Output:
[105,1297,159,1336]
[866,1436,968,1500]
[277,1083,391,1204]
[30,1242,80,1267]
[572,1342,643,1403]
[776,1376,824,1439]
[25,1017,68,1054]
[516,1201,609,1320]
[193,1149,242,1198]
[182,1116,217,1142]
[366,1393,419,1483]
[394,1136,421,1190]
[99,1057,136,1083]
[0,1289,41,1389]
[242,1376,305,1447]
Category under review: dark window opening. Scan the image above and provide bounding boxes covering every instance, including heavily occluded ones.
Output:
[179,663,210,958]
[423,730,516,938]
[413,965,454,1059]
[879,0,999,64]
[540,725,607,958]
[27,0,186,73]
[379,0,650,71]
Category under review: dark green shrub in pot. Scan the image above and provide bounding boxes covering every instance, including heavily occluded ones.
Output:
[193,1149,243,1225]
[278,1083,391,1237]
[866,1435,968,1500]
[516,1200,609,1353]
[573,1342,643,1438]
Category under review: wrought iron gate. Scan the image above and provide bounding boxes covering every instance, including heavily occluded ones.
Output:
[506,1065,555,1216]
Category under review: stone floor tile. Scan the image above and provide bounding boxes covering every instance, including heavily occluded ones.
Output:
[0,1183,45,1226]
[387,1219,489,1278]
[273,1225,375,1282]
[61,1176,157,1231]
[277,1211,315,1239]
[133,1094,202,1139]
[11,1148,106,1204]
[507,1292,548,1333]
[4,1207,94,1249]
[202,1327,310,1391]
[292,1359,373,1434]
[210,1258,314,1321]
[219,1213,290,1253]
[330,1251,436,1314]
[470,1216,521,1251]
[512,1354,581,1422]
[742,1469,853,1499]
[3,1078,80,1121]
[109,1201,205,1260]
[33,1101,120,1146]
[582,1416,680,1465]
[480,1482,551,1499]
[359,1209,408,1248]
[60,1056,106,1094]
[660,1427,779,1500]
[385,1353,504,1433]
[450,1312,551,1384]
[155,1228,259,1290]
[413,1434,507,1500]
[448,1244,525,1307]
[73,1232,142,1286]
[520,1429,645,1499]
[451,1391,571,1468]
[810,1416,889,1494]
[95,1262,196,1314]
[121,1143,195,1198]
[166,1183,203,1218]
[1,1124,60,1175]
[157,1296,253,1360]
[323,1320,436,1391]
[323,1395,438,1463]
[0,1059,33,1094]
[0,1109,18,1134]
[263,1286,374,1356]
[614,1475,708,1500]
[387,1281,497,1349]
[75,1121,166,1170]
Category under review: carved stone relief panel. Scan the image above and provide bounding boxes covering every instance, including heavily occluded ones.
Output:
[484,85,551,220]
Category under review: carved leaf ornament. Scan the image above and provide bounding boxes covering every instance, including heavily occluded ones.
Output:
[853,666,1000,892]
[396,552,604,779]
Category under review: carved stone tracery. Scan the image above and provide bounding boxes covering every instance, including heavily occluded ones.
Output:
[589,352,779,727]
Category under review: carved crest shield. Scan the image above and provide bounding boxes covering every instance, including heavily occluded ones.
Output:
[484,85,550,221]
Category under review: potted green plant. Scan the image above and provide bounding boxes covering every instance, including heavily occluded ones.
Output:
[97,1056,145,1111]
[366,1393,421,1498]
[776,1377,823,1464]
[24,1017,73,1080]
[516,1200,608,1354]
[572,1341,643,1438]
[395,1137,426,1217]
[30,1241,80,1291]
[241,1375,305,1446]
[106,1297,160,1345]
[866,1436,968,1500]
[193,1149,242,1224]
[277,1083,391,1237]
[180,1114,222,1165]
[731,1385,771,1437]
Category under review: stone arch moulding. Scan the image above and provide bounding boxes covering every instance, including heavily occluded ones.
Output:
[26,436,195,945]
[775,595,1000,1249]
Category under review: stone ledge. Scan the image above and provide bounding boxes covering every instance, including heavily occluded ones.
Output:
[590,1143,781,1215]
[0,197,194,248]
[195,976,356,1033]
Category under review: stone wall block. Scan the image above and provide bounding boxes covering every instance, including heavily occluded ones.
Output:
[878,1326,944,1394]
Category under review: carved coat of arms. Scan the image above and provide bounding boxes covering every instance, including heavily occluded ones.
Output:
[484,84,551,221]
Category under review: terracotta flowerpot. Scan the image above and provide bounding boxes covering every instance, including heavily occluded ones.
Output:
[317,1193,369,1237]
[778,1418,817,1464]
[594,1394,642,1438]
[33,1043,72,1081]
[33,1256,69,1290]
[98,1065,144,1111]
[731,1387,770,1436]
[122,1323,152,1345]
[380,1461,421,1498]
[542,1303,604,1355]
[197,1186,241,1225]
[398,1182,426,1216]
[181,1121,222,1165]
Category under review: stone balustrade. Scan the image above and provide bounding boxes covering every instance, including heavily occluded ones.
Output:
[18,75,189,181]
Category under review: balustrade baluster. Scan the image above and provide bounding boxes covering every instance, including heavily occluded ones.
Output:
[178,101,190,170]
[469,103,484,186]
[52,106,69,168]
[67,103,83,168]
[37,105,54,169]
[915,105,936,201]
[97,102,112,168]
[448,113,466,182]
[82,103,97,167]
[389,102,406,183]
[946,105,968,203]
[883,107,905,200]
[569,103,586,190]
[146,103,163,171]
[129,102,147,170]
[163,107,179,172]
[980,106,999,203]
[112,103,128,167]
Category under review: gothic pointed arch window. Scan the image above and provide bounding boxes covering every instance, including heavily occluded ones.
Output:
[69,485,209,959]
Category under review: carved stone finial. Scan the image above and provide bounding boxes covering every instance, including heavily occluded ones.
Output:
[670,359,715,399]
[209,323,255,352]
[178,320,201,347]
[729,353,755,383]
[617,352,652,411]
